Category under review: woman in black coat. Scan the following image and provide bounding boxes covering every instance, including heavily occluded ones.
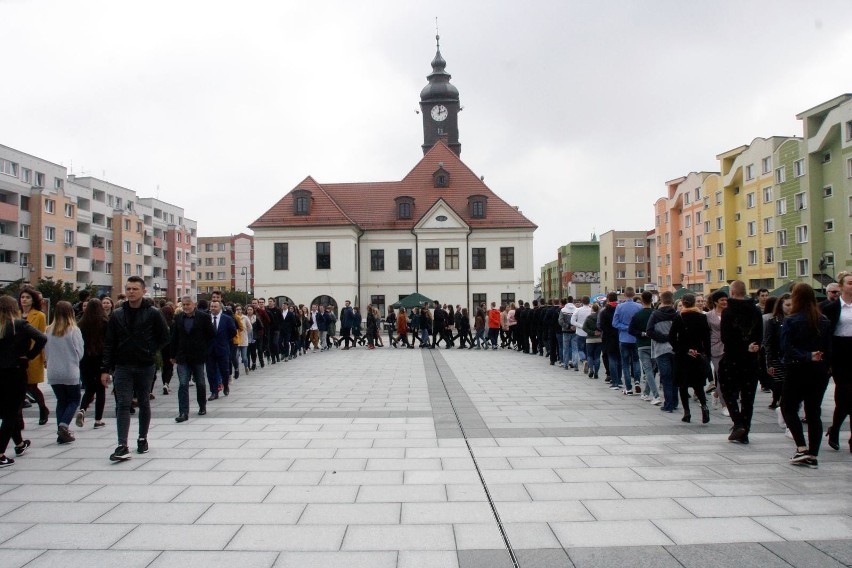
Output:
[669,293,712,424]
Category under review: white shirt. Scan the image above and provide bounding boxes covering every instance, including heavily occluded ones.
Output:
[836,299,852,337]
[572,305,592,337]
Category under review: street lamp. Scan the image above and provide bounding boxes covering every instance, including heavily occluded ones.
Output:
[240,266,250,306]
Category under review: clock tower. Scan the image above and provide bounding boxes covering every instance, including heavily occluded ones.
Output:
[420,35,461,156]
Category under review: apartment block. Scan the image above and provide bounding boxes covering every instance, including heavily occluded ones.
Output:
[196,233,254,295]
[558,241,601,299]
[0,143,197,299]
[599,230,652,294]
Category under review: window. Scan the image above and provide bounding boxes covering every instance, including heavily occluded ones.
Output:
[794,192,807,210]
[472,293,487,308]
[704,221,710,233]
[124,240,131,253]
[695,188,701,201]
[106,239,112,252]
[136,265,142,276]
[135,243,142,255]
[655,215,660,227]
[762,156,772,174]
[717,243,724,256]
[471,200,484,218]
[705,270,712,283]
[105,262,112,275]
[635,254,646,262]
[64,229,74,245]
[764,247,774,263]
[44,254,55,269]
[501,293,515,306]
[370,249,385,271]
[685,215,692,228]
[761,217,772,234]
[472,248,486,270]
[793,159,805,177]
[763,187,772,203]
[777,230,788,247]
[824,220,834,232]
[778,262,788,278]
[0,158,18,177]
[205,243,213,252]
[684,192,691,205]
[398,248,412,271]
[823,152,832,163]
[797,259,809,277]
[136,222,142,233]
[425,248,439,270]
[20,196,29,211]
[176,270,182,279]
[64,256,74,271]
[274,243,288,270]
[685,238,692,250]
[715,191,722,205]
[217,271,226,280]
[665,254,671,265]
[217,258,226,266]
[176,251,182,261]
[64,203,74,217]
[34,172,44,187]
[445,248,459,270]
[500,247,514,269]
[795,225,808,244]
[686,261,693,273]
[176,232,181,242]
[747,250,757,266]
[205,272,214,280]
[616,270,626,279]
[19,224,29,239]
[316,242,330,269]
[370,295,386,316]
[747,221,756,237]
[695,211,703,224]
[848,157,852,178]
[665,212,669,223]
[847,120,852,141]
[204,258,213,266]
[615,239,625,247]
[704,245,711,258]
[745,164,755,180]
[634,239,644,247]
[295,195,309,215]
[636,269,646,278]
[717,269,725,282]
[776,199,787,215]
[746,193,755,208]
[44,226,55,242]
[697,259,703,271]
[398,202,411,220]
[217,243,226,251]
[44,199,55,214]
[715,217,723,230]
[823,186,833,198]
[775,167,786,184]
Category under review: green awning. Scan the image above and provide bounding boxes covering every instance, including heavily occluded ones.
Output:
[391,292,434,310]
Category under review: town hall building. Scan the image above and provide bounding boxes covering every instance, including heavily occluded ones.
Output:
[250,40,537,314]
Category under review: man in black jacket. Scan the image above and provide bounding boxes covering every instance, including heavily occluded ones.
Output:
[266,298,284,363]
[101,276,170,461]
[720,280,763,444]
[171,295,214,423]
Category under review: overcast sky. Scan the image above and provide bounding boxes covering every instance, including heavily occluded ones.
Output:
[2,0,850,273]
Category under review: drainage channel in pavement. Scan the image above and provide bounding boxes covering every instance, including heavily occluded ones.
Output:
[425,349,520,568]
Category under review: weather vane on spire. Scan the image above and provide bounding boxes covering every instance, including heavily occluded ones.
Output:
[435,17,440,48]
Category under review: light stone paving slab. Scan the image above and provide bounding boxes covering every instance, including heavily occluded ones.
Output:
[0,549,45,568]
[228,525,347,551]
[264,485,359,503]
[173,485,273,503]
[401,502,496,524]
[452,523,507,550]
[20,550,161,568]
[525,482,622,501]
[550,520,674,548]
[653,517,787,544]
[446,483,531,502]
[398,550,460,568]
[0,484,101,502]
[342,524,456,551]
[299,503,401,524]
[83,485,187,503]
[582,497,695,521]
[493,501,594,523]
[675,495,791,518]
[113,524,242,550]
[96,502,210,524]
[148,551,279,568]
[195,503,304,524]
[237,471,324,485]
[0,523,135,549]
[273,551,397,567]
[1,502,116,524]
[753,515,852,541]
[765,493,852,515]
[356,484,447,503]
[319,471,404,485]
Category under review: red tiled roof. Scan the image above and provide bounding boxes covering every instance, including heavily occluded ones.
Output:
[249,142,537,231]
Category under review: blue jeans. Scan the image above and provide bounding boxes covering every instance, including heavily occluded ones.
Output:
[561,333,573,367]
[176,363,207,416]
[607,349,623,387]
[113,364,154,446]
[51,383,81,428]
[585,341,602,374]
[656,353,676,411]
[619,342,641,390]
[638,347,659,398]
[575,336,586,367]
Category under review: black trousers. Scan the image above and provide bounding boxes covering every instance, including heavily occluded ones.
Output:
[720,355,759,432]
[782,361,830,454]
[0,369,26,455]
[830,336,852,440]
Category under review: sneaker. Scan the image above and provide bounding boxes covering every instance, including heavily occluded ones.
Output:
[728,427,747,443]
[14,440,30,456]
[137,438,149,454]
[163,384,170,395]
[94,421,106,429]
[705,383,716,393]
[57,425,75,444]
[110,445,131,461]
[640,395,650,401]
[650,398,662,406]
[722,407,730,417]
[0,456,15,467]
[804,456,818,468]
[624,390,634,396]
[790,451,812,465]
[75,409,85,428]
[609,385,621,390]
[604,376,612,383]
[634,385,642,394]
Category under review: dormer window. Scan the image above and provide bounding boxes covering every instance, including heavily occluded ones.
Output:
[468,194,488,219]
[395,196,415,220]
[432,166,450,188]
[293,189,311,216]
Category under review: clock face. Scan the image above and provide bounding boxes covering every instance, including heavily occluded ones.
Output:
[431,104,448,121]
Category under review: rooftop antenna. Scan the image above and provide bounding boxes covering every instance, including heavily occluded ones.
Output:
[156,184,160,199]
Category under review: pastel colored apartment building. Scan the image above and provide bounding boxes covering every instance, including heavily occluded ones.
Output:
[196,233,254,296]
[598,230,652,294]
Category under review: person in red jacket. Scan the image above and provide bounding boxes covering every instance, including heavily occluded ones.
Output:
[487,302,501,350]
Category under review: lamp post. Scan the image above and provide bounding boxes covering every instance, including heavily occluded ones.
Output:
[241,266,250,306]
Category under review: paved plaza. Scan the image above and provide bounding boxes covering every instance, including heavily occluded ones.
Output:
[1,346,851,567]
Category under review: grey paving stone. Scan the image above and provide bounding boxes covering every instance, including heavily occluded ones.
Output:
[525,482,621,501]
[196,503,304,524]
[0,523,36,546]
[495,501,593,523]
[551,520,674,548]
[237,471,324,485]
[300,503,400,524]
[1,502,116,523]
[96,502,210,524]
[21,550,160,568]
[456,549,514,568]
[398,550,460,568]
[273,551,397,567]
[83,485,187,503]
[653,517,786,545]
[760,541,847,568]
[342,524,455,550]
[514,548,574,568]
[753,515,852,541]
[808,539,852,566]
[173,485,273,503]
[227,525,347,551]
[453,523,507,550]
[583,497,693,521]
[264,485,359,503]
[0,549,44,568]
[675,495,791,518]
[149,551,279,568]
[320,471,404,485]
[566,545,681,568]
[765,493,852,515]
[0,523,135,549]
[357,484,447,503]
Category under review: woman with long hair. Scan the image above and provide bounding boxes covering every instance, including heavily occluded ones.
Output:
[76,299,108,429]
[668,293,711,424]
[763,293,791,410]
[705,291,728,413]
[18,287,49,425]
[235,305,251,375]
[780,283,832,468]
[365,304,377,350]
[394,307,412,348]
[157,304,176,394]
[44,301,85,444]
[0,295,47,466]
[419,306,432,348]
[101,295,114,319]
[456,308,471,349]
[582,303,603,379]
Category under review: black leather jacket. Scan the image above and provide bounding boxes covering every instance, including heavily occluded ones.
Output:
[102,299,170,371]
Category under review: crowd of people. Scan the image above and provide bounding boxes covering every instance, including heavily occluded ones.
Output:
[0,273,849,470]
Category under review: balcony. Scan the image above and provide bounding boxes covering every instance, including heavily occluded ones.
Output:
[0,201,19,223]
[152,237,163,248]
[76,258,92,273]
[92,246,106,262]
